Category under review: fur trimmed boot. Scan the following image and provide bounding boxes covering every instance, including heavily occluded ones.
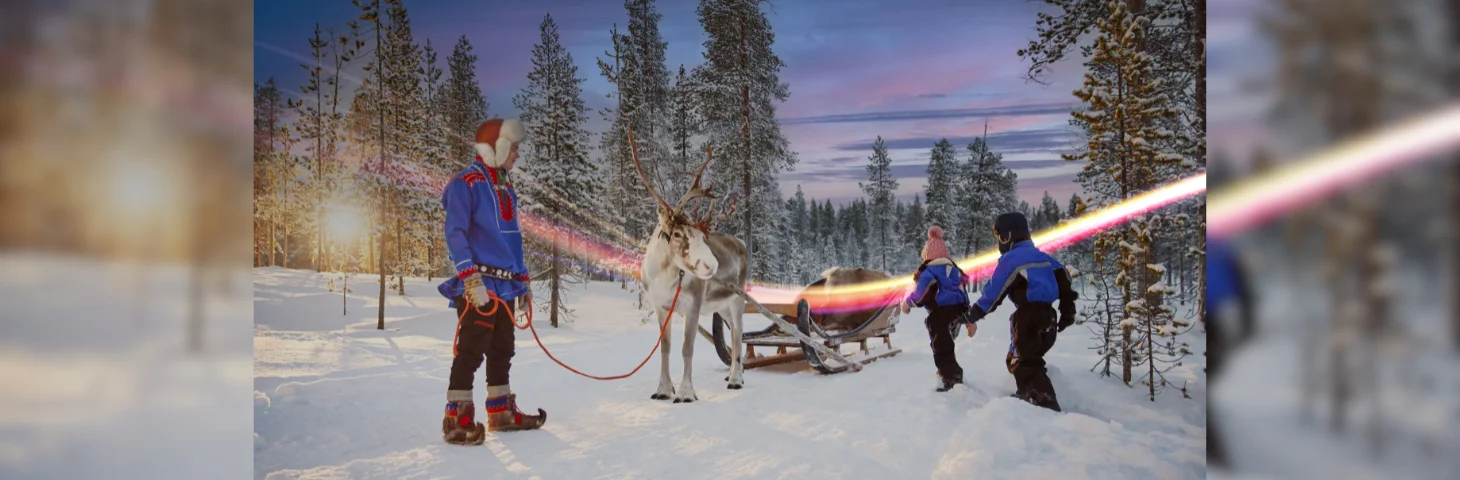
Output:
[442,390,486,445]
[484,385,546,432]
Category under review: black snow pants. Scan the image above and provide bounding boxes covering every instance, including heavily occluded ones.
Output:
[1206,312,1229,468]
[924,304,966,382]
[449,295,517,391]
[1006,303,1061,411]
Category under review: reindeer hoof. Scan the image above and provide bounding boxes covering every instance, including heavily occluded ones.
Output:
[674,397,695,404]
[651,393,671,401]
[727,383,743,390]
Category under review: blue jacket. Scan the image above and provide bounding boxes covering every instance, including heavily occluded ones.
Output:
[1205,239,1244,311]
[907,258,969,308]
[437,160,530,307]
[969,240,1076,322]
[1205,238,1254,343]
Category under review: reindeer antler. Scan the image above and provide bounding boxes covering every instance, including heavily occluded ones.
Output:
[674,144,717,212]
[696,192,739,231]
[627,124,672,212]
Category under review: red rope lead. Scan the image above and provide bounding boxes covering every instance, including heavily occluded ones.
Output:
[455,283,684,381]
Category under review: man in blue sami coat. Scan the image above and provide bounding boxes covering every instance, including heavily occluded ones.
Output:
[438,118,545,445]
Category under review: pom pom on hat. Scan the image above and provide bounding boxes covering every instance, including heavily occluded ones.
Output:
[922,225,950,261]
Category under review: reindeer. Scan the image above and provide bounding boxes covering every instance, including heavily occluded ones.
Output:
[629,127,748,403]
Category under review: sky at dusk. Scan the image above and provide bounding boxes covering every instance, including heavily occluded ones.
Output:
[255,0,1240,206]
[1205,0,1272,170]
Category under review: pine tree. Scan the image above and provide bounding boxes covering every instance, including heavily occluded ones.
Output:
[598,23,658,247]
[625,0,674,192]
[419,38,451,278]
[923,138,960,237]
[253,78,295,268]
[955,129,1016,256]
[289,24,333,272]
[861,136,899,272]
[355,0,440,294]
[785,186,810,282]
[902,195,927,263]
[443,35,488,163]
[693,0,796,280]
[1038,191,1062,231]
[668,64,704,187]
[1063,1,1185,394]
[345,0,396,329]
[1020,0,1203,167]
[892,199,911,271]
[515,13,599,328]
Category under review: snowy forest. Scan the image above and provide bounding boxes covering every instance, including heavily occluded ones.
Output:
[253,0,1206,399]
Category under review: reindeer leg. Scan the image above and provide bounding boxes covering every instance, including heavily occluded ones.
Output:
[652,304,675,401]
[727,303,745,389]
[675,298,703,403]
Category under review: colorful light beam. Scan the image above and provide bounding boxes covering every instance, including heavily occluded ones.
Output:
[1208,103,1460,239]
[743,172,1209,312]
[513,170,1209,315]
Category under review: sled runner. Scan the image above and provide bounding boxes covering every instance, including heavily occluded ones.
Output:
[706,275,904,374]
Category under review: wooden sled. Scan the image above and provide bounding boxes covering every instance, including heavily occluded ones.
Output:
[706,284,904,374]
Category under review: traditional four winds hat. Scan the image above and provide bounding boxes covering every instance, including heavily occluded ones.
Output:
[474,118,526,168]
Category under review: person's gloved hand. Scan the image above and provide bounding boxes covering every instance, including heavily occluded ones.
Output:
[962,304,988,324]
[464,273,491,307]
[1057,313,1075,332]
[964,322,978,338]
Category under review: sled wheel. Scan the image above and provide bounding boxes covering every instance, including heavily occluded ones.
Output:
[797,300,838,374]
[711,313,734,367]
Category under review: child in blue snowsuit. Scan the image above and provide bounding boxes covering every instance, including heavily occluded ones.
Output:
[905,226,971,392]
[1205,238,1252,468]
[437,118,544,445]
[962,213,1078,411]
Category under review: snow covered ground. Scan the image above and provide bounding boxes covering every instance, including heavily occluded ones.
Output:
[1211,245,1460,480]
[0,254,255,479]
[253,267,1207,479]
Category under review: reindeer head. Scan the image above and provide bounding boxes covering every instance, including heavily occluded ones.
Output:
[655,206,718,279]
[629,126,726,280]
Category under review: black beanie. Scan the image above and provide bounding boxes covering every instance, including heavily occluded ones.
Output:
[994,212,1031,253]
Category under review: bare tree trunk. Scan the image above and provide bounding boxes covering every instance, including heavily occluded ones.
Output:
[1455,162,1460,351]
[1193,0,1205,171]
[374,0,387,331]
[1119,80,1134,386]
[269,222,276,267]
[551,233,560,328]
[283,225,290,269]
[1145,222,1160,401]
[396,206,404,295]
[1100,247,1115,378]
[188,262,204,353]
[739,16,753,281]
[1450,0,1460,352]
